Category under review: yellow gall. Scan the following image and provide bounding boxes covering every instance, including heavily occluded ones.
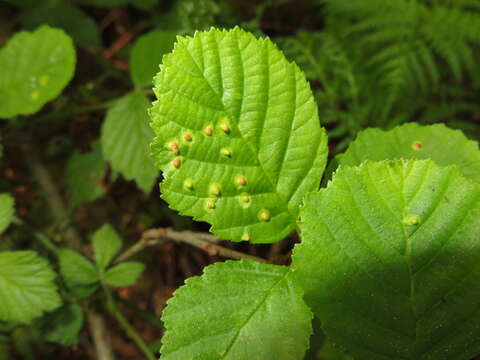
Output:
[258,209,270,222]
[204,125,213,136]
[171,157,181,168]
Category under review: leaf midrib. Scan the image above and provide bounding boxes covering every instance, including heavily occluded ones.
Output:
[221,269,289,358]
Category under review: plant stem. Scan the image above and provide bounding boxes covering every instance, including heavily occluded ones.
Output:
[103,285,156,360]
[12,216,58,255]
[113,294,163,330]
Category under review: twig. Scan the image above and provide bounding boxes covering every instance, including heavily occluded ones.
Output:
[115,228,267,264]
[87,310,116,360]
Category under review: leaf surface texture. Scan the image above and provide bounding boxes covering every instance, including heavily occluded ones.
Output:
[150,27,328,243]
[293,159,480,360]
[161,259,312,359]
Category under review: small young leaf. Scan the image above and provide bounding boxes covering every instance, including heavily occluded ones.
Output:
[40,302,84,346]
[0,25,76,118]
[0,251,61,323]
[337,123,480,182]
[0,194,14,235]
[104,261,145,287]
[20,3,102,47]
[92,224,122,270]
[66,141,107,209]
[293,159,480,360]
[58,249,99,286]
[161,259,312,359]
[101,92,158,193]
[150,27,328,243]
[129,30,177,88]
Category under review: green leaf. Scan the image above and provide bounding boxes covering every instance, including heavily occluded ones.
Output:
[104,261,144,287]
[161,259,312,359]
[337,123,480,182]
[66,141,107,209]
[150,27,328,243]
[20,3,102,47]
[293,159,480,360]
[0,251,61,324]
[40,302,84,346]
[92,224,122,270]
[129,30,177,88]
[101,92,158,193]
[0,194,14,235]
[58,249,99,286]
[0,25,76,118]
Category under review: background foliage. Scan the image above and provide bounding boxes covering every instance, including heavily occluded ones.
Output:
[0,0,479,359]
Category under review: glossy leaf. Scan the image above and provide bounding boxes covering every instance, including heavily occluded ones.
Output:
[161,259,312,359]
[0,25,76,118]
[101,92,158,193]
[293,159,480,360]
[0,251,61,323]
[337,123,480,182]
[150,27,328,243]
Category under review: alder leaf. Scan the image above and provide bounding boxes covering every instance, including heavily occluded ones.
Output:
[129,30,177,88]
[66,141,107,209]
[92,224,122,270]
[150,27,328,243]
[101,92,158,193]
[0,193,14,235]
[293,159,480,360]
[161,259,312,360]
[0,251,61,324]
[104,261,145,287]
[337,123,480,182]
[0,25,76,118]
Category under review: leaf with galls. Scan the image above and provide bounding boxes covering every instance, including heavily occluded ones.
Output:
[149,27,328,243]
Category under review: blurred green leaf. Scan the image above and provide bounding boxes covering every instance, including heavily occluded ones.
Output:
[20,3,102,47]
[40,303,84,346]
[104,261,145,287]
[66,141,107,209]
[92,224,122,270]
[0,25,76,118]
[0,251,61,324]
[0,193,14,235]
[101,92,157,193]
[129,29,177,88]
[58,249,99,286]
